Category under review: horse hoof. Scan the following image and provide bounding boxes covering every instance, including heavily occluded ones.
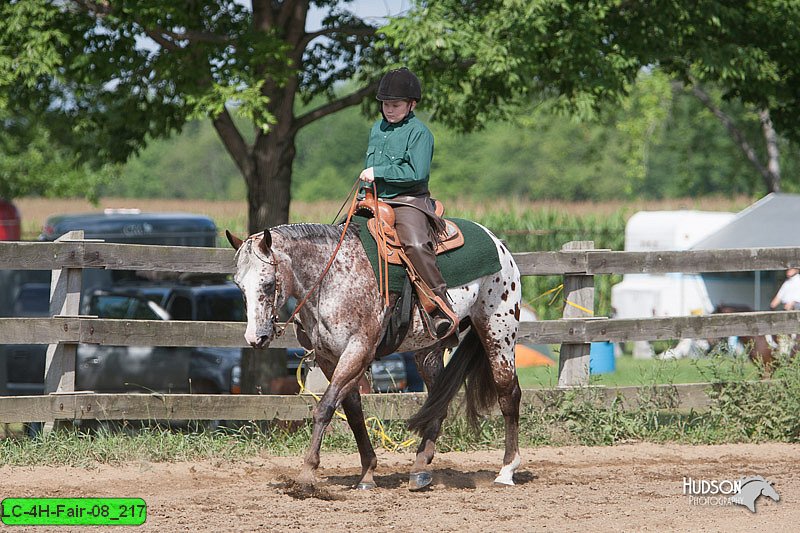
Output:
[356,481,377,490]
[408,471,433,491]
[493,477,515,486]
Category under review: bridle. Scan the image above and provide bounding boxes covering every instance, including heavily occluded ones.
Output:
[239,237,282,335]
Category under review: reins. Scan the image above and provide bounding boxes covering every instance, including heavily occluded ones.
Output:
[274,178,390,337]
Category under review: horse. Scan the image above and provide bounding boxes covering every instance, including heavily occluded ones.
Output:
[711,304,775,378]
[226,220,522,491]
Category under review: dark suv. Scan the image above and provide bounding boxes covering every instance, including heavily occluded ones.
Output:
[80,283,244,394]
[0,281,243,396]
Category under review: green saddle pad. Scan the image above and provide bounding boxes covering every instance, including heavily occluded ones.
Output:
[353,215,502,293]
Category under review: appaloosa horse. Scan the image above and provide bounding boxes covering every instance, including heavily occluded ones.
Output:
[226,221,522,491]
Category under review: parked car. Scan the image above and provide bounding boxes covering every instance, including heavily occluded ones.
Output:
[1,280,408,397]
[1,283,50,395]
[0,282,243,396]
[369,353,408,393]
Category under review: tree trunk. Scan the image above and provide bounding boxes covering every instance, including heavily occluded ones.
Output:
[759,109,781,193]
[246,130,297,234]
[688,80,781,194]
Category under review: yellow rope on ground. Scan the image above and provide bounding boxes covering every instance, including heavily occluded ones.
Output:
[295,351,416,452]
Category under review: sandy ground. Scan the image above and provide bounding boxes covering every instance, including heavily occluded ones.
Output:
[0,442,796,532]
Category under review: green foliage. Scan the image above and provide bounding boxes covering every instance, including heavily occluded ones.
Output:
[384,1,800,144]
[111,68,800,203]
[111,121,243,200]
[4,1,800,215]
[700,351,800,442]
[0,111,110,201]
[0,1,386,225]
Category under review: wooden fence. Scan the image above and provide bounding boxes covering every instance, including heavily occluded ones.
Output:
[1,234,800,425]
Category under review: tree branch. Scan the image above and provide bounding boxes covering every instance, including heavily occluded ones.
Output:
[688,79,778,193]
[292,80,379,134]
[72,0,228,51]
[212,108,254,180]
[297,26,376,53]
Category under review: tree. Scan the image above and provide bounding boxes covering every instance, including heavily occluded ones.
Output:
[0,1,389,232]
[384,1,800,193]
[0,110,109,201]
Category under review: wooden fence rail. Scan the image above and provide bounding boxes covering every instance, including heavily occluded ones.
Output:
[2,239,800,425]
[0,382,720,424]
[4,241,800,275]
[3,310,800,348]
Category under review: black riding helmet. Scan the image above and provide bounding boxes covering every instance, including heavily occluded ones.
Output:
[376,67,422,102]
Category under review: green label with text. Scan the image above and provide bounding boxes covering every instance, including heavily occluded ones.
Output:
[1,498,146,526]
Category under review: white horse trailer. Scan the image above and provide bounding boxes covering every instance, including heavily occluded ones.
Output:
[611,210,735,358]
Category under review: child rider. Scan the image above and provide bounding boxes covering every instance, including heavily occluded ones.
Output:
[358,67,457,340]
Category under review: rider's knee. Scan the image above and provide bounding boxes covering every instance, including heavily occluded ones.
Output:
[402,237,434,256]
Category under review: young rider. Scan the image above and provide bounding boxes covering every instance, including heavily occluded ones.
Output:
[358,67,457,339]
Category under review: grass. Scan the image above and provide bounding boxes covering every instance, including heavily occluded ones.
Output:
[517,352,762,388]
[2,349,799,466]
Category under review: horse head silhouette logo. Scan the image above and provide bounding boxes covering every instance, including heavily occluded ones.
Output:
[730,476,780,513]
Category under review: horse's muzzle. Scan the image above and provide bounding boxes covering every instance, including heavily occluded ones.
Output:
[245,323,274,349]
[250,335,271,349]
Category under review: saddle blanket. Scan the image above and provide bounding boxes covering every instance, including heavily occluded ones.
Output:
[353,215,502,293]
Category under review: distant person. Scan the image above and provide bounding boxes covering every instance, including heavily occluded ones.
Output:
[770,268,800,310]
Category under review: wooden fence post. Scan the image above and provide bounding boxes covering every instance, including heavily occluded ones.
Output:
[558,241,595,387]
[44,231,84,398]
[240,347,287,395]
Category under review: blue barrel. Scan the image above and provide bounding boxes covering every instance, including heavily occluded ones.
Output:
[590,342,616,374]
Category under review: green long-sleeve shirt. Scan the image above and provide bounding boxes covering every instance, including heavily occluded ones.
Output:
[364,112,434,198]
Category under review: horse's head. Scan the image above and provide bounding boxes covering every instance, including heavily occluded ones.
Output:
[227,229,289,349]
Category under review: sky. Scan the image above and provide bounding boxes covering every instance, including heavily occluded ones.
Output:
[307,0,410,30]
[134,1,410,60]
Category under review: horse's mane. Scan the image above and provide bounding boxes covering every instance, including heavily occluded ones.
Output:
[271,222,358,244]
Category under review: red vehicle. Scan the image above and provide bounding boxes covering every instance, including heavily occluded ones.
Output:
[0,199,21,240]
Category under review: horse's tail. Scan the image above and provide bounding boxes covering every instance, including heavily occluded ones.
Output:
[408,322,497,434]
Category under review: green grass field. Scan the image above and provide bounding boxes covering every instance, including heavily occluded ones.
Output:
[517,352,762,388]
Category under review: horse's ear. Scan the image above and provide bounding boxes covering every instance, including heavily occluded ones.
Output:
[259,228,272,254]
[225,230,244,250]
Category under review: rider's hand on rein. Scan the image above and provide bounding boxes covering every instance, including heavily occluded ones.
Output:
[359,167,375,183]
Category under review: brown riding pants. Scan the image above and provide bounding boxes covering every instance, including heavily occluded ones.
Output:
[393,205,451,309]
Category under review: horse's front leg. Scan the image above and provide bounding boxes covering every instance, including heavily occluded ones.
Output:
[297,347,372,487]
[313,357,378,490]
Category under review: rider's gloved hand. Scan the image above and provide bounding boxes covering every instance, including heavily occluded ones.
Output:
[359,167,375,183]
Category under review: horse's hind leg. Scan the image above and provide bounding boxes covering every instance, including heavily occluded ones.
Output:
[472,277,522,485]
[492,372,521,485]
[477,324,522,485]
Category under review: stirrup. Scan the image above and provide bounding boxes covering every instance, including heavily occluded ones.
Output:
[431,306,458,339]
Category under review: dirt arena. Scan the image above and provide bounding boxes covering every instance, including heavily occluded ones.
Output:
[1,442,797,531]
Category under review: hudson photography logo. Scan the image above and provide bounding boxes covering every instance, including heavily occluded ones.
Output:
[683,476,780,512]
